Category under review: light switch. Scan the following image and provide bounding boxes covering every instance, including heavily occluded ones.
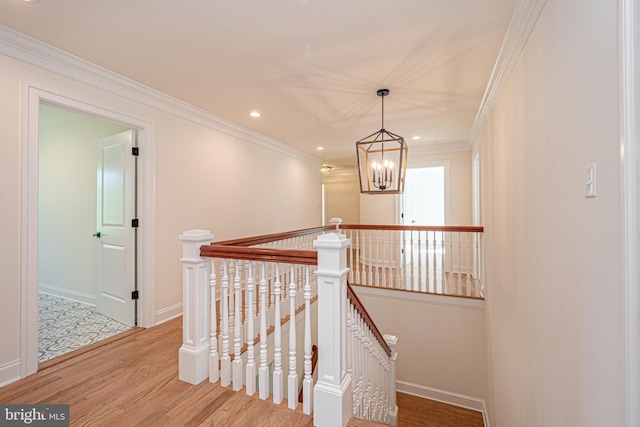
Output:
[585,163,596,198]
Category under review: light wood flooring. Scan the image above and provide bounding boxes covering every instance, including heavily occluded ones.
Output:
[0,317,483,426]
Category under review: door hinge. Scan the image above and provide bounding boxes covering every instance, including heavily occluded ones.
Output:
[132,218,139,228]
[131,290,139,300]
[132,147,139,156]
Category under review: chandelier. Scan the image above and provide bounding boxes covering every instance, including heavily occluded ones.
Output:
[356,89,408,194]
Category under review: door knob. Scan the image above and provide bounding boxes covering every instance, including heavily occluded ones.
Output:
[92,232,101,238]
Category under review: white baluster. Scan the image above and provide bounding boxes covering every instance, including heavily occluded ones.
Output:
[401,229,407,290]
[375,230,380,287]
[273,264,284,404]
[395,231,401,289]
[232,260,244,391]
[348,230,354,284]
[258,263,269,400]
[288,266,299,409]
[432,231,437,293]
[381,230,387,288]
[209,259,219,383]
[448,232,454,294]
[353,306,363,418]
[417,231,423,292]
[466,234,472,296]
[267,263,276,328]
[220,260,231,387]
[424,231,430,293]
[409,230,417,291]
[228,261,235,338]
[302,266,313,414]
[355,230,361,284]
[363,318,371,419]
[457,232,462,295]
[440,233,446,295]
[245,262,256,395]
[368,230,373,286]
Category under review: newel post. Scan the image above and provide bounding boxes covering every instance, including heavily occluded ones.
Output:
[384,334,399,426]
[179,229,214,384]
[313,231,352,427]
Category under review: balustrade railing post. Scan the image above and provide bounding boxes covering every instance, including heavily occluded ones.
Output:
[384,334,399,426]
[179,229,214,384]
[314,231,352,427]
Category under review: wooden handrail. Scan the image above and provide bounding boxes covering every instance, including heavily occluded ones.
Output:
[340,224,484,233]
[211,225,335,247]
[347,282,392,357]
[200,245,318,265]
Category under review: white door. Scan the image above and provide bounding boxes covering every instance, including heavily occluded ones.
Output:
[96,130,136,327]
[401,165,448,269]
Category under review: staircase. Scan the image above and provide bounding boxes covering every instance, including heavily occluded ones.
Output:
[179,224,398,426]
[179,220,484,426]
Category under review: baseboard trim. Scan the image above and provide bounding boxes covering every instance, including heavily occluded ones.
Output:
[39,283,96,306]
[155,303,183,325]
[396,380,490,426]
[0,359,21,388]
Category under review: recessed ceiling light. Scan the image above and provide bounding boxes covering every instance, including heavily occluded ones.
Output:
[411,136,421,140]
[249,111,261,118]
[22,0,40,3]
[316,146,324,151]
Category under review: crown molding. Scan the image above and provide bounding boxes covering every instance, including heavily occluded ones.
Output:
[468,0,548,146]
[0,25,321,165]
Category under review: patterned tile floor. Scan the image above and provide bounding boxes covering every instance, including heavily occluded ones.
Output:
[38,293,131,363]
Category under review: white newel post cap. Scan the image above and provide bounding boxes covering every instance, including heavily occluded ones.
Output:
[180,229,214,260]
[314,231,350,272]
[384,334,398,352]
[329,217,343,230]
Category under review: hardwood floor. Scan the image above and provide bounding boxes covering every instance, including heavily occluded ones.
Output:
[0,317,312,426]
[0,316,483,427]
[397,393,484,427]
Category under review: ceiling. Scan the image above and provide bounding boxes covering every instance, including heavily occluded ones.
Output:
[0,0,516,166]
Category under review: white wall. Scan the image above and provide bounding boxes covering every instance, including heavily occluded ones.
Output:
[477,0,625,425]
[38,106,129,302]
[0,49,321,382]
[322,169,360,224]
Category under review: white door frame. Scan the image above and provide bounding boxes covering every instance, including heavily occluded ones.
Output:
[20,83,157,378]
[620,0,639,425]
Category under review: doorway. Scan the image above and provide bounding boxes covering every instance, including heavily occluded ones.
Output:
[38,104,136,363]
[21,84,157,378]
[400,163,450,291]
[401,163,449,227]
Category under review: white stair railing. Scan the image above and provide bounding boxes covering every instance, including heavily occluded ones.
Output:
[342,225,484,298]
[179,227,398,427]
[347,284,398,425]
